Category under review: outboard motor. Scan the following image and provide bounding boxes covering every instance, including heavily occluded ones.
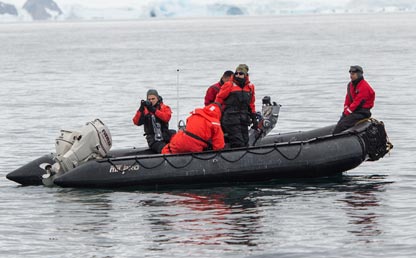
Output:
[248,96,281,146]
[41,119,112,186]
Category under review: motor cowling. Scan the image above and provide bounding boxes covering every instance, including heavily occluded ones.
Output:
[52,119,112,173]
[248,96,281,146]
[55,129,81,156]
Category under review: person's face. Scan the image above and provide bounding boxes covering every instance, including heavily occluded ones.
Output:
[349,71,359,81]
[235,70,245,78]
[147,95,158,106]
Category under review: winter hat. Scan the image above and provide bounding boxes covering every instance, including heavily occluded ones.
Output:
[349,65,363,74]
[146,89,159,97]
[235,64,249,75]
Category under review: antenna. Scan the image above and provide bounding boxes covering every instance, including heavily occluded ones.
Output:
[176,68,180,126]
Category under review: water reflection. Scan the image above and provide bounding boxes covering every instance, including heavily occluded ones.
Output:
[142,188,263,248]
[138,175,391,250]
[46,175,391,255]
[338,175,389,239]
[51,188,117,250]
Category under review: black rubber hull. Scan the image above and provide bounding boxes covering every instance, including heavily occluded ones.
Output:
[6,154,55,186]
[6,147,153,186]
[7,119,391,188]
[53,134,365,188]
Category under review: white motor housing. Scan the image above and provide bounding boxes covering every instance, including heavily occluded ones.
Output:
[53,119,112,173]
[55,129,81,156]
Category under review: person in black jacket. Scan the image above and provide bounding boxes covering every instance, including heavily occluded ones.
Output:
[215,64,258,148]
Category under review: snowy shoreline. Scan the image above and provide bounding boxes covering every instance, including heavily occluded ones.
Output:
[1,0,416,22]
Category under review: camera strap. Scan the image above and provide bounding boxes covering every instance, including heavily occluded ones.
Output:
[151,115,163,141]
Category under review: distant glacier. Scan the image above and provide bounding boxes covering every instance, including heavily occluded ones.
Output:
[1,0,416,21]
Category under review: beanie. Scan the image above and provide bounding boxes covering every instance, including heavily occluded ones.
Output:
[349,65,363,74]
[235,64,249,75]
[146,89,159,97]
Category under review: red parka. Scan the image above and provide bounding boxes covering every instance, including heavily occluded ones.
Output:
[132,102,172,143]
[215,75,256,114]
[204,82,222,106]
[162,104,224,154]
[132,103,171,126]
[343,78,375,116]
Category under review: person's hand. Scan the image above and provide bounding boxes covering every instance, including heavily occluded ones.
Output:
[139,100,145,112]
[146,101,156,113]
[250,113,258,130]
[343,106,351,116]
[342,109,350,116]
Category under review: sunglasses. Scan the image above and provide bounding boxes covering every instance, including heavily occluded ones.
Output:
[235,72,245,76]
[349,70,357,73]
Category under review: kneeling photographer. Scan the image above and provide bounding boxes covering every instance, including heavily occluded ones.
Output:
[132,89,174,153]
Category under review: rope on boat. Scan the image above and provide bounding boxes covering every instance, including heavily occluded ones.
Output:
[163,155,194,169]
[272,142,303,160]
[105,141,305,173]
[104,118,392,173]
[218,150,249,163]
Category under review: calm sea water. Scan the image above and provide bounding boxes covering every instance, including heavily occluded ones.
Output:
[1,13,415,258]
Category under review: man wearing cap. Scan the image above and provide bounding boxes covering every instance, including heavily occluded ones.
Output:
[204,70,234,106]
[161,102,225,154]
[215,64,257,148]
[132,89,173,153]
[333,65,375,134]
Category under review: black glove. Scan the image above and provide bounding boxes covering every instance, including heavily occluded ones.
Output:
[250,113,258,130]
[146,101,156,113]
[139,100,145,112]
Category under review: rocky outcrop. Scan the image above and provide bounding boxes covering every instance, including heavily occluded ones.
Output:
[23,0,62,20]
[225,6,244,15]
[149,3,245,18]
[0,2,18,15]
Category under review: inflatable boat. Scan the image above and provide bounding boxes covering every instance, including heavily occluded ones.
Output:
[6,98,392,189]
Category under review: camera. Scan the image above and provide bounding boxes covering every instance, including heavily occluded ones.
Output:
[145,100,152,106]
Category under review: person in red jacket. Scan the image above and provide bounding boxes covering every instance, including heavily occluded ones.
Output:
[161,103,224,154]
[333,65,375,134]
[215,64,257,148]
[204,70,234,106]
[132,89,173,153]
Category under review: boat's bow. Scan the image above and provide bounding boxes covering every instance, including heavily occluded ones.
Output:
[347,118,393,161]
[6,154,55,186]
